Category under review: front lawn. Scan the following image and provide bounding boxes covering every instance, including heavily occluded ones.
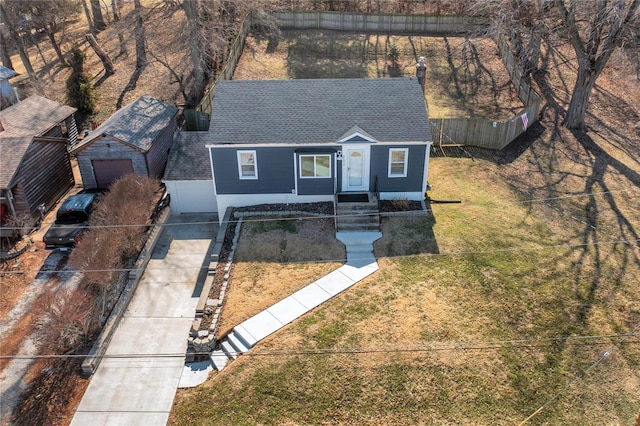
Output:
[170,155,640,425]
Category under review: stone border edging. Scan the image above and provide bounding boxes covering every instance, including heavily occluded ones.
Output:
[188,208,239,355]
[81,207,171,375]
[380,210,431,218]
[233,210,329,218]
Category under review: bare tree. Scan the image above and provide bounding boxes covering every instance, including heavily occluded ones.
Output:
[133,0,147,69]
[20,0,80,67]
[81,0,95,33]
[555,0,640,130]
[0,1,35,79]
[85,33,115,75]
[182,0,207,105]
[90,0,106,31]
[111,0,127,56]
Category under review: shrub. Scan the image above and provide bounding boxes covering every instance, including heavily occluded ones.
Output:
[69,175,161,328]
[66,47,96,118]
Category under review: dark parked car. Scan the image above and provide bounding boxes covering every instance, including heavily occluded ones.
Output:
[43,189,103,249]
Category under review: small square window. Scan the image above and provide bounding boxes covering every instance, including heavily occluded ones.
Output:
[300,154,331,178]
[388,148,408,178]
[238,150,257,179]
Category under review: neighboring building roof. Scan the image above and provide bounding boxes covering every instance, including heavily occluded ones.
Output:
[0,96,75,189]
[73,95,178,153]
[0,66,18,80]
[0,136,33,188]
[163,131,213,181]
[0,95,76,137]
[207,78,431,145]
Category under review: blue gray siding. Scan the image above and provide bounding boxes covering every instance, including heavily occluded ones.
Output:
[211,146,339,196]
[370,145,426,192]
[212,147,295,194]
[210,144,425,196]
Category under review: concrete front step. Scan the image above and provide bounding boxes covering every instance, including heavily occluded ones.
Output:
[336,213,379,222]
[220,340,239,359]
[344,243,374,252]
[210,349,228,370]
[337,223,380,232]
[227,332,250,353]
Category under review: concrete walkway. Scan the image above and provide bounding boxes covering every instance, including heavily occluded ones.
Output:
[71,214,217,426]
[209,231,381,371]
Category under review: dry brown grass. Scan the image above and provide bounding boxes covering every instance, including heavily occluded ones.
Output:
[173,32,640,425]
[234,31,523,118]
[216,217,344,337]
[11,0,191,123]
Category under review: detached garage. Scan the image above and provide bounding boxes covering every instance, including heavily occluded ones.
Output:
[162,131,217,214]
[72,95,178,189]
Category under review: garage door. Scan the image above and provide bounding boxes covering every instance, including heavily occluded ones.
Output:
[92,159,134,188]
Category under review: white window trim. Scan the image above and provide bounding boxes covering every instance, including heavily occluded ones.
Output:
[299,154,332,179]
[237,150,258,180]
[388,148,408,178]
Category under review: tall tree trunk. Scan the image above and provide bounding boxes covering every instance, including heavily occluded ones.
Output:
[90,0,106,31]
[0,32,14,69]
[46,28,68,66]
[111,0,127,56]
[0,3,35,79]
[183,0,205,104]
[81,0,95,34]
[132,0,147,69]
[85,34,115,75]
[563,66,599,131]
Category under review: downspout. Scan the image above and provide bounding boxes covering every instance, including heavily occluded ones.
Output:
[421,141,433,198]
[7,189,17,218]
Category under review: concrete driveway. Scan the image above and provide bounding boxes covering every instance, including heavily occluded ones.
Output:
[71,214,218,425]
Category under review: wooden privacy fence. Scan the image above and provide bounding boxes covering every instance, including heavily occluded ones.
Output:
[197,13,254,114]
[273,11,489,34]
[428,33,542,150]
[198,11,541,150]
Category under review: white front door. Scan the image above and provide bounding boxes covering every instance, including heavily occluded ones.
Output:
[342,146,369,192]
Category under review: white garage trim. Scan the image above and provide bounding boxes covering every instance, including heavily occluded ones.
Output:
[164,180,217,214]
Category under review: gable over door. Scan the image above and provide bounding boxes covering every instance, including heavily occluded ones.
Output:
[92,159,134,188]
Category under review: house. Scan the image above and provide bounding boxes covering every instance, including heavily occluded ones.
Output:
[72,95,178,189]
[204,78,432,218]
[0,95,78,235]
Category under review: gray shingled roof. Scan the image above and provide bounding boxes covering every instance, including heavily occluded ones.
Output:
[0,136,32,188]
[163,132,213,181]
[0,96,76,189]
[0,95,76,137]
[73,95,177,153]
[208,78,431,145]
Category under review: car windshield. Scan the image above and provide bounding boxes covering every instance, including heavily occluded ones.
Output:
[56,211,89,224]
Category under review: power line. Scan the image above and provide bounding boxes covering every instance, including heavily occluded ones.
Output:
[1,188,638,231]
[518,324,640,425]
[1,332,638,361]
[1,237,638,276]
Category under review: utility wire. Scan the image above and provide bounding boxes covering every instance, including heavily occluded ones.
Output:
[1,188,638,231]
[1,237,638,276]
[518,324,640,425]
[1,333,638,361]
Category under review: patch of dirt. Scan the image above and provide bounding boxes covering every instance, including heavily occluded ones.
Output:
[0,242,49,321]
[215,213,344,338]
[379,200,425,212]
[233,201,334,215]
